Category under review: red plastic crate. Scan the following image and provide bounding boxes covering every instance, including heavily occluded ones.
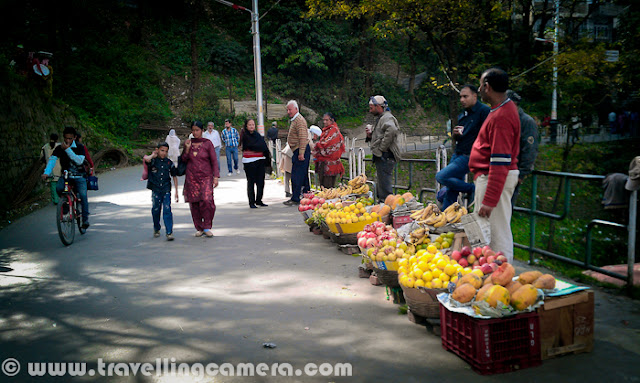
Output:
[392,215,413,229]
[440,304,541,375]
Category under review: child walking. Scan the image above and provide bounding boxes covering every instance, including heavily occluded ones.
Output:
[144,142,179,241]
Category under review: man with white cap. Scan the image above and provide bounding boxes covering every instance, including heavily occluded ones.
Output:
[366,95,402,202]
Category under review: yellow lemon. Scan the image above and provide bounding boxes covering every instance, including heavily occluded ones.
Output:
[417,261,429,271]
[356,202,364,209]
[405,277,415,288]
[424,281,432,288]
[472,269,484,277]
[462,267,472,275]
[371,212,379,218]
[444,264,456,276]
[416,249,427,257]
[413,268,424,279]
[399,275,409,287]
[397,266,407,275]
[422,271,433,282]
[432,278,443,289]
[442,280,449,289]
[440,273,450,282]
[414,279,425,288]
[451,275,459,284]
[398,258,409,268]
[436,259,448,270]
[432,269,442,279]
[442,241,451,249]
[427,244,438,254]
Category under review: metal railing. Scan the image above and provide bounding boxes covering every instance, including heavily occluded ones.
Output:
[514,169,637,292]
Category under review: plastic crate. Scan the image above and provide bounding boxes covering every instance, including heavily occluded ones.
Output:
[392,215,413,229]
[440,304,541,375]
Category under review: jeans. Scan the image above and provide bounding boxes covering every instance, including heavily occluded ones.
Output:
[291,146,311,202]
[435,153,474,209]
[57,177,89,222]
[373,155,396,202]
[244,160,265,206]
[152,190,173,234]
[214,146,221,174]
[226,146,239,173]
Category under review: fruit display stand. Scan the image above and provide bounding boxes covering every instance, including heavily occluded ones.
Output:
[537,289,594,360]
[440,304,542,375]
[372,260,400,288]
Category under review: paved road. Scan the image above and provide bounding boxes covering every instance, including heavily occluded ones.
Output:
[1,165,639,382]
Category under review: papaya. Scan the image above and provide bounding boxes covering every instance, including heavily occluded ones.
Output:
[533,274,556,289]
[505,280,523,296]
[492,263,515,286]
[402,192,414,201]
[518,271,542,285]
[451,283,477,304]
[483,274,493,286]
[511,284,538,310]
[384,194,396,206]
[476,283,493,301]
[459,273,483,290]
[481,285,510,308]
[371,205,382,213]
[379,205,391,216]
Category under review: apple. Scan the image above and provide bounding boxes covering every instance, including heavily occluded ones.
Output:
[318,198,325,204]
[495,251,504,257]
[357,237,368,248]
[473,247,483,257]
[479,257,487,266]
[485,249,496,258]
[496,255,508,263]
[489,262,499,272]
[481,263,493,274]
[451,250,462,261]
[312,197,319,205]
[486,255,496,264]
[459,258,469,267]
[461,246,472,257]
[473,265,482,270]
[472,260,480,267]
[298,205,304,212]
[482,245,492,256]
[495,259,503,266]
[467,255,477,264]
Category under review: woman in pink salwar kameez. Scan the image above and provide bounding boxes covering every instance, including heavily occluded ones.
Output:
[181,121,220,237]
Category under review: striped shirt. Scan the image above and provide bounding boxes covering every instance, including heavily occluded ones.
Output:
[221,127,240,148]
[468,99,520,207]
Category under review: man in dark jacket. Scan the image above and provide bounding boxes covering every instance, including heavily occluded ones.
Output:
[267,122,279,143]
[436,85,490,208]
[507,90,539,206]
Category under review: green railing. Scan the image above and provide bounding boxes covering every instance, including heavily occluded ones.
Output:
[514,170,637,292]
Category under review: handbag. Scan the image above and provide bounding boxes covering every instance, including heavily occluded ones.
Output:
[176,156,187,176]
[87,175,99,191]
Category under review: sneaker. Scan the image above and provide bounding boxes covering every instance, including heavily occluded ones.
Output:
[166,233,174,241]
[285,192,292,198]
[237,169,240,174]
[256,202,268,207]
[82,222,90,229]
[154,230,161,238]
[195,231,204,237]
[204,229,214,237]
[283,200,299,206]
[249,204,257,209]
[228,172,232,176]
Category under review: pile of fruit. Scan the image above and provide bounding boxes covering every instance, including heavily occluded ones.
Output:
[398,244,480,290]
[358,221,405,255]
[411,202,468,227]
[450,266,556,311]
[298,196,326,212]
[325,202,379,225]
[315,175,370,199]
[451,245,507,273]
[383,192,415,210]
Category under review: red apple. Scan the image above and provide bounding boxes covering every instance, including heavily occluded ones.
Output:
[311,197,319,205]
[496,255,508,263]
[459,258,469,267]
[495,251,504,257]
[485,249,496,258]
[467,255,477,264]
[318,198,325,204]
[451,250,462,261]
[479,256,487,266]
[481,263,493,274]
[461,246,472,257]
[473,265,482,270]
[472,260,480,267]
[489,262,499,272]
[473,247,483,257]
[486,255,496,264]
[298,205,304,212]
[482,245,492,256]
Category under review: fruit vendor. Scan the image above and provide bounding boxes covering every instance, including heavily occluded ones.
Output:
[469,68,520,262]
[312,112,345,189]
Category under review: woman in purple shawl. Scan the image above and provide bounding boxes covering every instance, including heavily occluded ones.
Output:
[181,121,220,237]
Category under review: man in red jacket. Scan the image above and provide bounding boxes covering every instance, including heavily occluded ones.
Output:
[469,68,520,262]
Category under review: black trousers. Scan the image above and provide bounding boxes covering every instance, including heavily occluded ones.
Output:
[244,159,265,206]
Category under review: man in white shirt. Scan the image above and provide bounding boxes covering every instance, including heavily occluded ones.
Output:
[204,121,222,173]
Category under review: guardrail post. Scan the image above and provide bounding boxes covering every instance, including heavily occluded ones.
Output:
[628,190,637,293]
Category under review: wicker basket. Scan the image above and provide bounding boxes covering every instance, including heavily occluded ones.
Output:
[373,267,399,287]
[401,285,446,318]
[320,222,331,239]
[328,231,358,245]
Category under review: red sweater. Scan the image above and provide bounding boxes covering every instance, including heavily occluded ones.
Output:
[468,100,520,207]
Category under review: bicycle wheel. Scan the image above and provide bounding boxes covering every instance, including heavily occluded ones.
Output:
[76,198,86,235]
[56,195,75,246]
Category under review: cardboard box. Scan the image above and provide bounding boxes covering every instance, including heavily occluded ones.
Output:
[451,232,471,252]
[537,290,594,360]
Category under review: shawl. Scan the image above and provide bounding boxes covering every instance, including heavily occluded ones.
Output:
[241,129,270,159]
[313,123,345,176]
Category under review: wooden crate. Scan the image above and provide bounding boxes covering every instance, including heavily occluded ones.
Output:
[537,290,594,360]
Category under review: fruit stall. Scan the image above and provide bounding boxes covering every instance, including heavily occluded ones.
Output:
[296,175,594,375]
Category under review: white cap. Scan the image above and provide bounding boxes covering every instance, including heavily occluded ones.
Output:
[309,125,322,137]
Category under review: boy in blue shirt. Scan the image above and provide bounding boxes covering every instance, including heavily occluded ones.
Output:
[143,142,178,240]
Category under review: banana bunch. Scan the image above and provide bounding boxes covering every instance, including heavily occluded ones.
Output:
[417,206,447,228]
[408,226,430,245]
[443,202,468,224]
[348,174,368,188]
[316,187,339,199]
[337,185,353,197]
[410,203,438,221]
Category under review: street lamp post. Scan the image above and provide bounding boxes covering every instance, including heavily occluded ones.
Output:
[213,0,265,136]
[551,0,560,142]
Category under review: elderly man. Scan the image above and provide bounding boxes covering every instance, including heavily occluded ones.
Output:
[436,85,490,209]
[469,68,520,262]
[203,121,222,174]
[506,90,539,206]
[366,95,402,202]
[283,100,309,206]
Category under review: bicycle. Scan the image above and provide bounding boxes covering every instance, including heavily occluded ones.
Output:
[56,170,87,246]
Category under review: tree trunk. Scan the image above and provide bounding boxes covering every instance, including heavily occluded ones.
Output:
[189,5,200,108]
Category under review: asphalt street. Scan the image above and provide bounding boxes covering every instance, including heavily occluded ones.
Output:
[1,164,639,382]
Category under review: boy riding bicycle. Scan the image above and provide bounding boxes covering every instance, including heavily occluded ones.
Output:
[42,126,90,229]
